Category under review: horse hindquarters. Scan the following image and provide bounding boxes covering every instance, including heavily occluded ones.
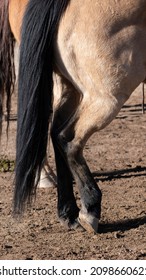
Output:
[53,0,146,232]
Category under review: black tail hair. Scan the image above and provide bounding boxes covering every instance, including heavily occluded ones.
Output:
[0,0,15,135]
[14,0,70,212]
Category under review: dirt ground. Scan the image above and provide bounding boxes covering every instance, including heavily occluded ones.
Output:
[0,84,146,260]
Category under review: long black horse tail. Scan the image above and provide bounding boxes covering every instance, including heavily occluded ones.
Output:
[14,0,70,213]
[0,0,15,135]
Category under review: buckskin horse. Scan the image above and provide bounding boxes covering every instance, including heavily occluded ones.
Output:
[0,0,57,189]
[1,0,146,233]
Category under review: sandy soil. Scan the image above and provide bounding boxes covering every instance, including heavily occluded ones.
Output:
[0,85,146,260]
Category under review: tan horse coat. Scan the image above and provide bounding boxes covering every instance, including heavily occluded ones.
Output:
[8,0,146,232]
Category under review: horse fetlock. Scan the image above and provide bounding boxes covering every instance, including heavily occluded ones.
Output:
[58,208,80,229]
[58,199,79,226]
[82,186,102,217]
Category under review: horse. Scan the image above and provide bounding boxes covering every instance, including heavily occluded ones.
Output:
[1,0,146,233]
[0,0,57,189]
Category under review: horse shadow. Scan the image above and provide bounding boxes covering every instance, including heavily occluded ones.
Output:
[92,165,146,233]
[98,216,146,234]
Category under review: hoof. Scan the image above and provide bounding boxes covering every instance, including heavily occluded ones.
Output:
[78,211,99,233]
[59,218,80,230]
[39,171,57,188]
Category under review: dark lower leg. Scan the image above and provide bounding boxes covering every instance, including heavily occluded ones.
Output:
[53,141,79,226]
[51,104,80,228]
[67,146,102,219]
[57,128,102,220]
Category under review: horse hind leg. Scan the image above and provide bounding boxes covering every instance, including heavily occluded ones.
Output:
[57,115,101,232]
[57,90,125,233]
[51,78,81,229]
[39,158,57,188]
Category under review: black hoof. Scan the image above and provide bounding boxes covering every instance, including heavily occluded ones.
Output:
[59,217,80,230]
